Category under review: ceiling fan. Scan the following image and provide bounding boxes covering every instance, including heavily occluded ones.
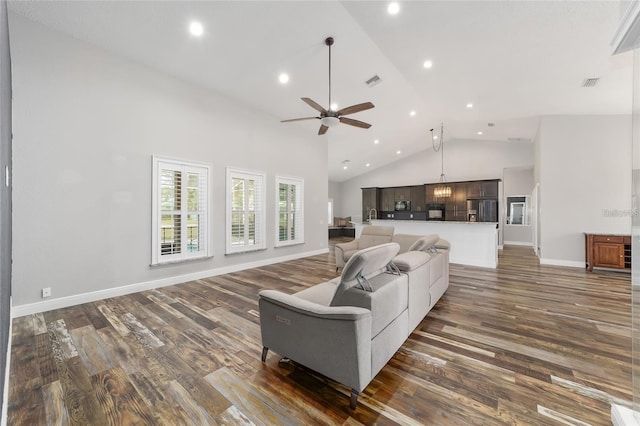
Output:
[281,37,375,135]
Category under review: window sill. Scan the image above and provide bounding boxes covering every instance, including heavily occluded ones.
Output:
[150,255,214,267]
[275,241,305,248]
[225,247,267,256]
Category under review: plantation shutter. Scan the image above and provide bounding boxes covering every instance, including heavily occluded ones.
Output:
[152,157,210,265]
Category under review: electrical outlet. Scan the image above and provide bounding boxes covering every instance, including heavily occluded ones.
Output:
[42,287,51,298]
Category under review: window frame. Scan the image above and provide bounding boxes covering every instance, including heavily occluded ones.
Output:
[151,156,212,265]
[225,167,267,254]
[275,175,304,247]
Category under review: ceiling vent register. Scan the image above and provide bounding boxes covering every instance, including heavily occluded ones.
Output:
[582,78,600,87]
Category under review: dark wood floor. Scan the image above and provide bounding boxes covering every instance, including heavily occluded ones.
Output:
[8,243,632,425]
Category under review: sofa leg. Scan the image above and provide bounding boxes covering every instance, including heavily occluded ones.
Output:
[350,389,359,409]
[261,347,268,362]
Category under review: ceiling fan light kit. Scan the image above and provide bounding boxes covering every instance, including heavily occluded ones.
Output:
[281,36,375,135]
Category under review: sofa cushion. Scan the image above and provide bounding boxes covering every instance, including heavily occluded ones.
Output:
[295,281,339,306]
[393,251,431,272]
[391,234,421,253]
[408,234,440,252]
[333,216,351,227]
[358,226,394,249]
[331,243,400,305]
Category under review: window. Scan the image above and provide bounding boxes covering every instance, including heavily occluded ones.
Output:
[275,176,304,247]
[226,168,266,254]
[152,156,211,265]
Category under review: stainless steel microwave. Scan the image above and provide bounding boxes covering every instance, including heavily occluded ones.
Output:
[395,200,411,211]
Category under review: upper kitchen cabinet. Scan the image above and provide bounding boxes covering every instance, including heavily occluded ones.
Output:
[467,180,499,199]
[380,187,396,211]
[394,187,410,201]
[410,185,426,211]
[425,184,448,203]
[361,188,379,221]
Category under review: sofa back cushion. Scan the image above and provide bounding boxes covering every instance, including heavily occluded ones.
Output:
[331,242,400,305]
[408,234,440,252]
[391,234,420,253]
[358,226,394,249]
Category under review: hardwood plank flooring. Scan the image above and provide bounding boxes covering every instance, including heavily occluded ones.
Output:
[8,243,632,425]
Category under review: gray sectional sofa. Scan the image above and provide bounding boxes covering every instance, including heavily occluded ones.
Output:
[258,233,450,409]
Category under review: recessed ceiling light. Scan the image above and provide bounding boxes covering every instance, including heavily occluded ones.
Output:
[366,163,370,167]
[423,60,433,69]
[466,103,473,108]
[343,166,348,170]
[278,73,289,84]
[189,21,204,37]
[387,2,400,15]
[330,103,338,111]
[374,139,380,144]
[409,110,416,117]
[396,150,402,155]
[477,131,483,135]
[433,135,438,140]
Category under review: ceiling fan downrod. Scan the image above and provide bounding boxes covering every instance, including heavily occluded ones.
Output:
[326,37,334,111]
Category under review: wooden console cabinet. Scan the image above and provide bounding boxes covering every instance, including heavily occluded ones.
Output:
[584,233,631,272]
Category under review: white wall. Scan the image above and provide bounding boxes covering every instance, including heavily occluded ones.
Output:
[328,181,342,218]
[339,139,534,220]
[503,167,534,245]
[9,15,328,309]
[538,115,632,266]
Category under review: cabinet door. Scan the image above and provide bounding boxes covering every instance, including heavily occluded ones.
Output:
[381,188,395,211]
[482,181,498,198]
[394,187,408,201]
[361,188,379,221]
[425,184,438,203]
[466,182,482,198]
[410,185,425,211]
[593,243,625,269]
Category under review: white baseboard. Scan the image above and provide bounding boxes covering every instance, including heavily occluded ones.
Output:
[612,404,640,426]
[539,258,584,268]
[503,241,533,246]
[11,248,329,318]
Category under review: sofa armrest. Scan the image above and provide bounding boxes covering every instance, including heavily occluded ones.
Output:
[335,239,361,268]
[258,290,372,392]
[435,239,450,251]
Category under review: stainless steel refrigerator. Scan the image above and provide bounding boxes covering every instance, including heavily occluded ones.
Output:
[478,199,498,222]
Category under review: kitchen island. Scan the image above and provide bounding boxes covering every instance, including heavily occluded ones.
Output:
[364,220,499,268]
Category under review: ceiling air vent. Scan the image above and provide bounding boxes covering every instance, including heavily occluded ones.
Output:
[507,137,532,143]
[365,75,382,88]
[582,78,600,87]
[487,123,495,127]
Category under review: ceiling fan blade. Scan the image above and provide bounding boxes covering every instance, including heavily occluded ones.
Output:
[339,117,372,129]
[302,97,327,114]
[281,117,319,123]
[336,102,375,116]
[318,125,329,135]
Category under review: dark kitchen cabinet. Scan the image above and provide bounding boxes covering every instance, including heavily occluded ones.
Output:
[394,187,409,201]
[361,188,379,222]
[467,180,499,199]
[380,188,396,212]
[410,185,425,211]
[445,183,467,221]
[425,184,449,204]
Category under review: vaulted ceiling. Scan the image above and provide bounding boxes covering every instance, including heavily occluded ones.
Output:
[7,1,632,181]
